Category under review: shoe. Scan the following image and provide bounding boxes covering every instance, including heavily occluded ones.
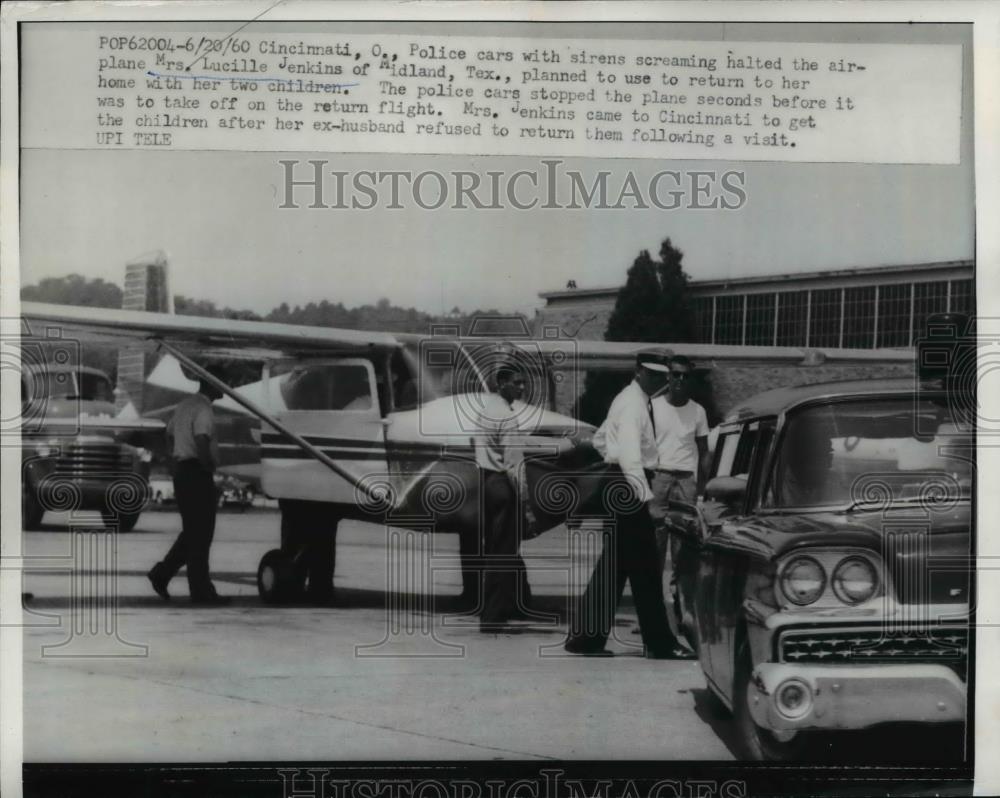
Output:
[147,568,170,600]
[479,621,511,634]
[506,604,545,621]
[564,640,614,657]
[646,646,695,660]
[190,594,231,606]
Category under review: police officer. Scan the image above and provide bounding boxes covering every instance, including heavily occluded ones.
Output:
[148,368,229,605]
[564,349,677,657]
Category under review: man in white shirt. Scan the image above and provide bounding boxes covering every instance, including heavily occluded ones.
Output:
[650,355,711,554]
[564,349,678,657]
[147,368,228,605]
[474,361,533,629]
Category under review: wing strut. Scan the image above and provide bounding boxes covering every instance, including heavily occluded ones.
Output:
[155,340,385,504]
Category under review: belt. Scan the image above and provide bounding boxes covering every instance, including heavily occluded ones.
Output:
[656,469,694,478]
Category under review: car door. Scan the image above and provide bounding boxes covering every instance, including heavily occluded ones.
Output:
[696,421,773,691]
[260,358,388,505]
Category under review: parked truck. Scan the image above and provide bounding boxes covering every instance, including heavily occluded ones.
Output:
[20,363,162,531]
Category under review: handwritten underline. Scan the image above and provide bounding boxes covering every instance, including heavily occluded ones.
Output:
[145,70,359,90]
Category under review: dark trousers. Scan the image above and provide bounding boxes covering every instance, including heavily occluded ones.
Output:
[157,461,218,598]
[280,499,338,601]
[480,470,532,622]
[566,494,674,655]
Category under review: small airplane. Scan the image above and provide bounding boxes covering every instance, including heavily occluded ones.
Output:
[19,300,914,605]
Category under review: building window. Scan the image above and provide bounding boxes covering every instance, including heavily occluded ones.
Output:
[950,279,974,315]
[745,293,776,345]
[776,291,808,346]
[809,288,841,348]
[912,281,949,342]
[715,295,743,345]
[844,286,876,348]
[692,297,714,343]
[876,283,910,347]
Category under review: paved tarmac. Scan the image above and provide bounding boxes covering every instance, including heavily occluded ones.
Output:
[21,507,739,762]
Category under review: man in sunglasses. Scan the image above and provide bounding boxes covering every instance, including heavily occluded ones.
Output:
[650,355,711,518]
[646,355,710,654]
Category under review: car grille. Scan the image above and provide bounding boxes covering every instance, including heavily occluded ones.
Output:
[53,443,131,476]
[778,626,969,681]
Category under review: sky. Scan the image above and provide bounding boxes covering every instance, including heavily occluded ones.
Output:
[18,21,974,318]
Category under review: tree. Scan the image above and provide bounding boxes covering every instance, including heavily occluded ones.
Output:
[604,250,662,342]
[578,238,708,426]
[21,274,123,308]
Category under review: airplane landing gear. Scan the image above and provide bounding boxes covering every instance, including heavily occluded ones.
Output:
[258,499,339,605]
[257,549,303,604]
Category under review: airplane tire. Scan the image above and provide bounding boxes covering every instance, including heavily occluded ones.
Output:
[257,549,302,604]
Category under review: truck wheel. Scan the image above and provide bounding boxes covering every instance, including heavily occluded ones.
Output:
[22,486,44,530]
[257,549,304,604]
[733,642,807,761]
[101,511,141,532]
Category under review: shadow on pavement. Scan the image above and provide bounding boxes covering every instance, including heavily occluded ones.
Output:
[687,688,967,764]
[690,687,741,759]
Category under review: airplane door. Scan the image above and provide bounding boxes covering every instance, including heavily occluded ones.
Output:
[260,359,388,505]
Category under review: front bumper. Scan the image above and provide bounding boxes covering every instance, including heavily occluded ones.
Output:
[35,477,123,510]
[748,662,966,732]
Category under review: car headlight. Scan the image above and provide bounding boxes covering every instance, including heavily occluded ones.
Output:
[831,556,879,605]
[33,440,58,458]
[135,447,153,464]
[779,556,826,606]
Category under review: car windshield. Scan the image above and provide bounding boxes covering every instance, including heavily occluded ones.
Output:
[766,397,973,509]
[26,369,113,402]
[78,372,115,402]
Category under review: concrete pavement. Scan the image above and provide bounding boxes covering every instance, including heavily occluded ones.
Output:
[21,508,737,762]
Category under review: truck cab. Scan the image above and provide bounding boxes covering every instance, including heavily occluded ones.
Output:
[21,363,156,531]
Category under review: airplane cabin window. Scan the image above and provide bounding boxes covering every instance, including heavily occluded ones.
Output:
[282,364,373,411]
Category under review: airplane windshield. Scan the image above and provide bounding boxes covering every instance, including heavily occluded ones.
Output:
[396,341,550,409]
[398,341,486,406]
[765,398,973,509]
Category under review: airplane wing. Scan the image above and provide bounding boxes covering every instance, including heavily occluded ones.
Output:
[21,301,401,358]
[523,338,915,368]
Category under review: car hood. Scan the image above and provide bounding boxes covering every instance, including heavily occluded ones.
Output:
[722,505,972,604]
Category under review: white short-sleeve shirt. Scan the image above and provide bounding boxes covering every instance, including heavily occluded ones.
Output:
[651,397,708,472]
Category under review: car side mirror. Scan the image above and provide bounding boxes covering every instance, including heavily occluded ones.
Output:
[705,475,747,508]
